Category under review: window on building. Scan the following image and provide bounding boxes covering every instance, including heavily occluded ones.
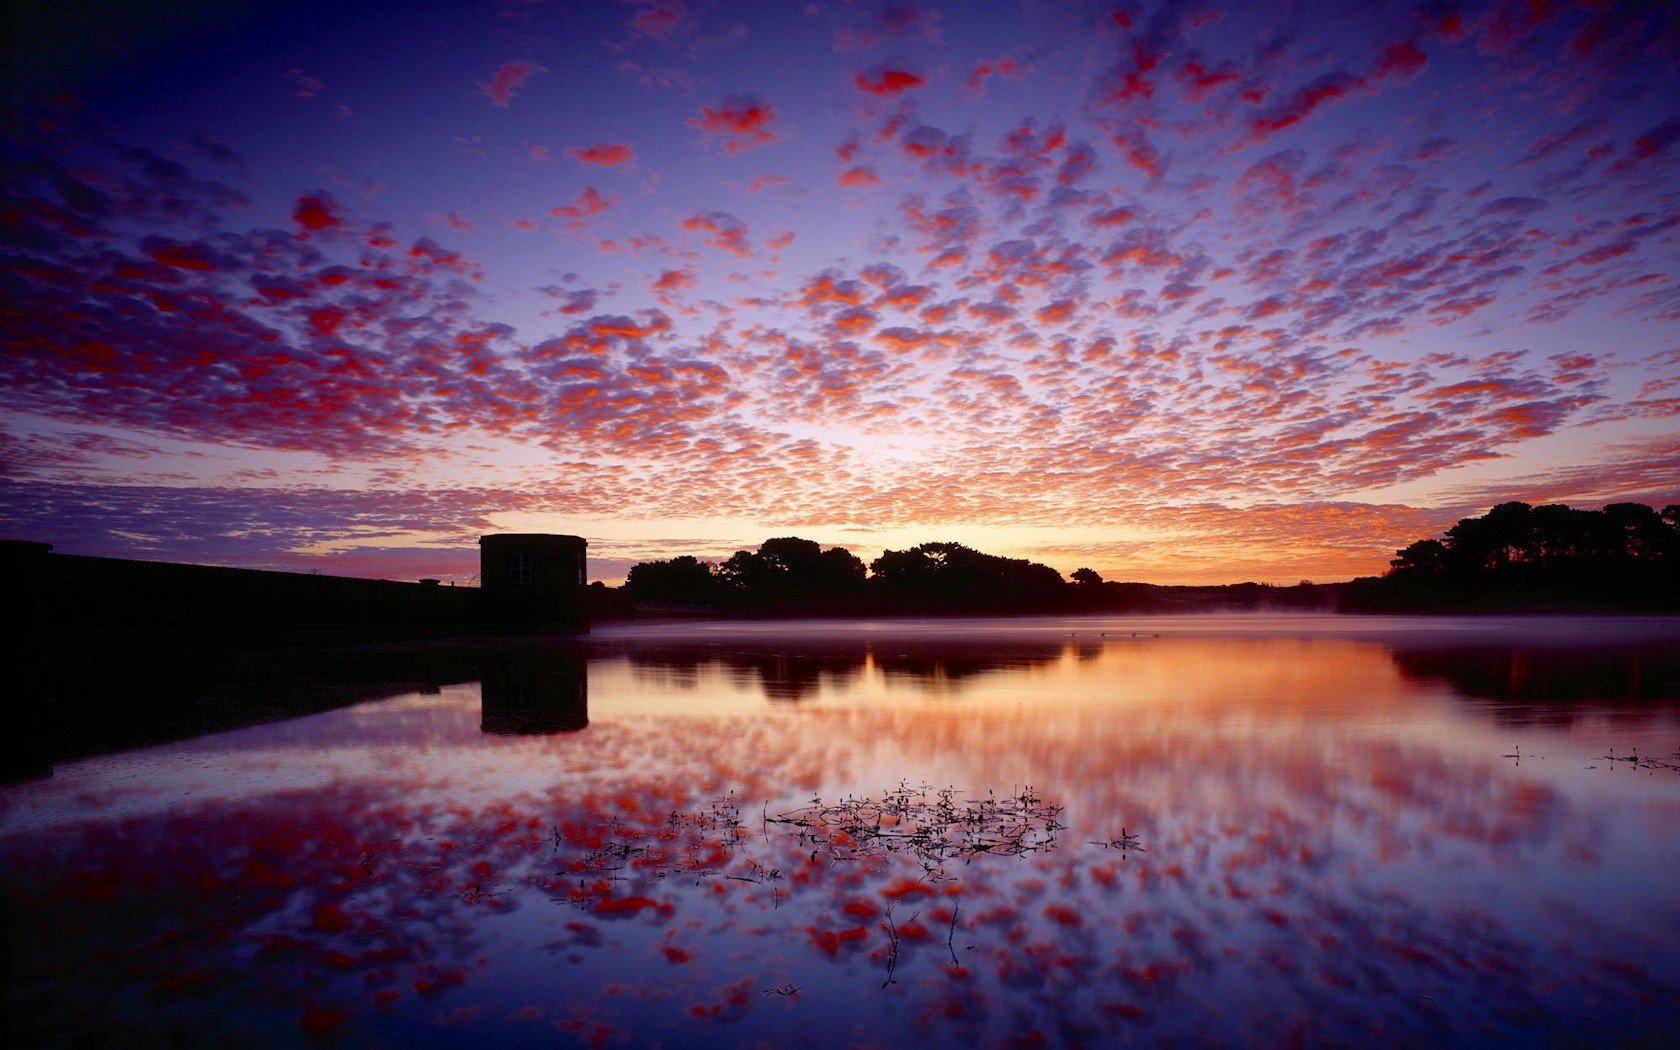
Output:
[512,551,532,585]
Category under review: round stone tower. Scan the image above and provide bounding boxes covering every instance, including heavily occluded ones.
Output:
[477,533,589,634]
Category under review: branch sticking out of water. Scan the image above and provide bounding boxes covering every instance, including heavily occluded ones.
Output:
[765,781,1065,876]
[1089,827,1146,854]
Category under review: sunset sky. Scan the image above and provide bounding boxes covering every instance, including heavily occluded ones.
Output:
[3,0,1677,585]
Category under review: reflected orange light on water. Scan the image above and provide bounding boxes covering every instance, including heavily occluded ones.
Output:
[3,625,1679,1046]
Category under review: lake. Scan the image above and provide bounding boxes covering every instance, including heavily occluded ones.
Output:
[5,614,1680,1047]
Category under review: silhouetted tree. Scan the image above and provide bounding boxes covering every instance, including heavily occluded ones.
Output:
[1071,567,1103,586]
[624,555,727,605]
[1349,500,1680,612]
[1390,538,1450,576]
[717,537,867,607]
[1443,500,1539,572]
[869,542,1067,611]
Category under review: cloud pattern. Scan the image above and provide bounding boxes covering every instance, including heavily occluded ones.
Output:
[1,1,1677,582]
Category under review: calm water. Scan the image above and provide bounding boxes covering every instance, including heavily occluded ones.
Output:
[5,614,1680,1047]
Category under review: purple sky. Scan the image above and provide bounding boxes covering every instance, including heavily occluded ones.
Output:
[3,0,1677,584]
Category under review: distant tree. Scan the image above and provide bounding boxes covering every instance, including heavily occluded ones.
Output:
[717,537,867,606]
[1390,538,1450,576]
[869,542,1067,610]
[1603,502,1675,561]
[1443,501,1538,572]
[624,555,725,605]
[1354,500,1680,612]
[1071,567,1103,586]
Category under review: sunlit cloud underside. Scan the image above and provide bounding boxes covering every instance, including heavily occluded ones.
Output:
[2,0,1676,583]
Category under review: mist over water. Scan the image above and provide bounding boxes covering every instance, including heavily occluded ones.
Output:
[5,615,1679,1046]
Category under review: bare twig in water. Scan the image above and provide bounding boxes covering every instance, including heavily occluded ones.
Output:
[881,908,909,988]
[1089,827,1146,853]
[1599,746,1679,772]
[544,784,1067,916]
[946,901,960,967]
[766,781,1064,875]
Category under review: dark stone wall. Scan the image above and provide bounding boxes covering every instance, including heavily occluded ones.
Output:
[2,532,590,651]
[3,541,484,648]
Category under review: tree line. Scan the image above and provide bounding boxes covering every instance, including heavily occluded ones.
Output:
[613,536,1339,617]
[1345,501,1680,612]
[623,537,1082,614]
[613,501,1680,619]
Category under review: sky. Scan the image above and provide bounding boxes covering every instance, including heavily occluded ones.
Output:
[2,0,1677,586]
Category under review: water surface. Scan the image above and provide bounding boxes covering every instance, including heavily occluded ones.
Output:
[5,615,1679,1046]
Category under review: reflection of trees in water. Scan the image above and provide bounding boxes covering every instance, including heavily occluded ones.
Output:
[627,649,866,700]
[619,640,1090,701]
[622,638,1680,730]
[1392,646,1680,723]
[7,688,1677,1045]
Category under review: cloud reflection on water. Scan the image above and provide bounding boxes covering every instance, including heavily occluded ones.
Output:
[4,628,1679,1046]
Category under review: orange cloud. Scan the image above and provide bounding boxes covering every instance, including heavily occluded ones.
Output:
[855,66,927,96]
[839,165,881,188]
[477,60,545,107]
[687,96,780,155]
[566,143,636,167]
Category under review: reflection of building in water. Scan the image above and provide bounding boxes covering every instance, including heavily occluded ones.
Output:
[480,647,588,734]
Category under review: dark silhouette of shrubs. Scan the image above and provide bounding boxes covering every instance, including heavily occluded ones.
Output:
[626,538,869,613]
[621,537,1070,616]
[614,537,1345,619]
[1348,501,1680,612]
[720,537,868,608]
[869,542,1068,612]
[624,555,731,607]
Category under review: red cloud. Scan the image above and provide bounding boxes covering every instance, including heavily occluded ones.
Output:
[800,273,868,308]
[1177,59,1240,102]
[967,55,1026,93]
[1246,42,1428,145]
[834,1,943,51]
[477,61,546,107]
[680,211,751,257]
[292,193,345,232]
[1612,117,1680,172]
[282,68,324,98]
[1375,41,1428,80]
[145,239,218,271]
[874,326,931,351]
[652,269,696,293]
[627,1,684,42]
[1249,74,1361,141]
[855,66,927,96]
[1088,206,1136,227]
[550,187,621,229]
[687,96,780,155]
[838,165,881,188]
[566,142,636,168]
[1111,132,1164,180]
